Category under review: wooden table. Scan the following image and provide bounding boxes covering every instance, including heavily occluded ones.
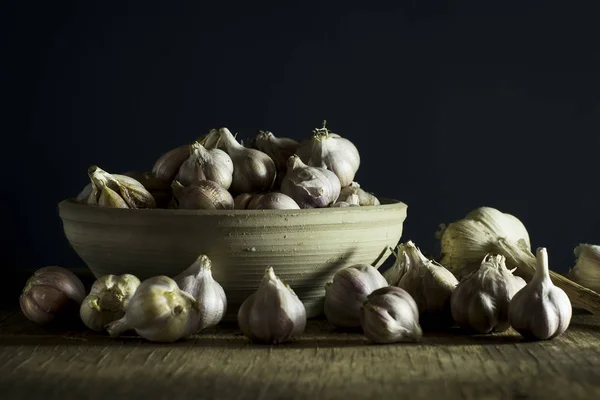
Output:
[1,303,600,400]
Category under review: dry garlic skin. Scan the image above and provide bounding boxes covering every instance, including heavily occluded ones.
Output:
[508,248,572,340]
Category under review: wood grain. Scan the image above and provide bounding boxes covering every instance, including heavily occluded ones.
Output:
[1,305,599,400]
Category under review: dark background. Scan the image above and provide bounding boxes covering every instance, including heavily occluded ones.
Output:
[2,1,600,274]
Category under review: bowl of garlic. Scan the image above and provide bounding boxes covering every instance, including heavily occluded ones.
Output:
[58,123,408,318]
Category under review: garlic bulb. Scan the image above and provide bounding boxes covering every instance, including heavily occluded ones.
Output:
[360,286,422,344]
[508,248,572,340]
[175,142,234,189]
[339,182,380,206]
[86,165,156,209]
[450,254,524,333]
[237,267,306,344]
[280,155,341,208]
[173,255,227,331]
[152,144,191,182]
[171,180,234,210]
[217,127,276,194]
[568,244,600,293]
[324,264,388,328]
[437,206,600,314]
[80,274,141,331]
[254,130,299,185]
[20,266,86,325]
[246,192,300,210]
[394,241,458,326]
[296,121,360,187]
[107,276,199,342]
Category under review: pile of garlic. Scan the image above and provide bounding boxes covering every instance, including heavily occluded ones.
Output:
[75,121,381,211]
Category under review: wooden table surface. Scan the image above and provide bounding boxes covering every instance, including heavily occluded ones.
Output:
[1,304,600,400]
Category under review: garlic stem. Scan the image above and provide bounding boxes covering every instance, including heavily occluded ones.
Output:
[218,127,241,150]
[494,238,600,314]
[534,247,550,282]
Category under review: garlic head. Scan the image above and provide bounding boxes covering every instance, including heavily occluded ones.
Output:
[324,264,388,328]
[80,274,141,331]
[173,255,227,331]
[296,121,360,187]
[360,286,422,344]
[107,276,199,342]
[175,141,233,189]
[508,247,572,340]
[237,267,306,344]
[280,155,341,208]
[450,254,523,333]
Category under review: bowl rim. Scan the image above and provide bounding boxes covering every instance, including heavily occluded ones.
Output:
[58,197,408,216]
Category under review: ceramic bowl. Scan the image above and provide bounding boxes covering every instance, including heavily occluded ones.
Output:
[58,199,407,319]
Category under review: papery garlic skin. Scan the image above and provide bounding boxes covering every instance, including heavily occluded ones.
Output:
[218,127,276,194]
[280,155,341,209]
[450,254,523,333]
[382,243,411,286]
[324,264,388,328]
[396,241,458,326]
[173,255,227,331]
[339,182,380,206]
[171,180,234,210]
[107,276,199,343]
[80,274,141,331]
[175,142,233,190]
[237,267,306,344]
[87,165,156,209]
[360,286,422,344]
[296,121,360,187]
[438,207,530,279]
[508,248,572,340]
[152,144,191,182]
[568,244,600,293]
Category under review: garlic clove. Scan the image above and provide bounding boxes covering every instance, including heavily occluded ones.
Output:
[107,276,200,342]
[568,244,600,293]
[218,127,277,194]
[80,274,140,331]
[508,248,572,340]
[382,243,411,286]
[339,182,380,206]
[450,254,523,333]
[175,142,234,190]
[324,264,388,328]
[296,121,360,187]
[237,267,306,344]
[98,185,129,209]
[171,180,234,210]
[152,144,192,182]
[360,286,422,344]
[396,241,459,327]
[280,155,341,208]
[173,255,227,331]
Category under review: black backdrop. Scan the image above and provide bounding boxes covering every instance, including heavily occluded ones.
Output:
[3,1,600,273]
